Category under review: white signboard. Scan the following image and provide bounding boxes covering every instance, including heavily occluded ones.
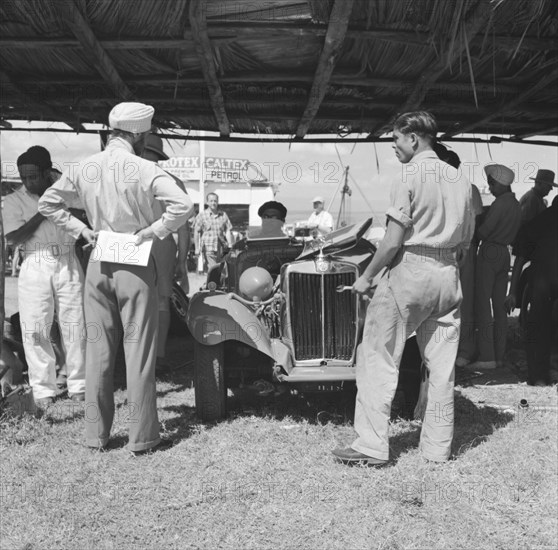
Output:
[159,157,201,181]
[159,156,263,183]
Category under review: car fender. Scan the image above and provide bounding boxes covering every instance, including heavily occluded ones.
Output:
[187,292,274,358]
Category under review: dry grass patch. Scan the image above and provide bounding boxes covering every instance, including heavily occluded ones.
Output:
[2,354,557,550]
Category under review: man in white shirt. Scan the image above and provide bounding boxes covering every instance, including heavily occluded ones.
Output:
[39,102,194,455]
[4,147,86,409]
[332,111,475,466]
[307,196,333,235]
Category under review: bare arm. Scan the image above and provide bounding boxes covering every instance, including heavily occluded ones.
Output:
[353,219,406,295]
[225,228,234,248]
[505,256,528,313]
[175,224,190,278]
[5,213,45,246]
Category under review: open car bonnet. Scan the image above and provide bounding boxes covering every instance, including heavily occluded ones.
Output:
[296,218,373,260]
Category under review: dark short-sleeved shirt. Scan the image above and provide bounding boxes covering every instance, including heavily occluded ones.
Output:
[513,204,558,279]
[519,188,546,224]
[477,192,522,246]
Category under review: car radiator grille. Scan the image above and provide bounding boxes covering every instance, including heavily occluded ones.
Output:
[288,271,357,361]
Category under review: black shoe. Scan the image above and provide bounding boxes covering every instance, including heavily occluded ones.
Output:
[130,438,174,457]
[56,373,68,390]
[34,396,55,410]
[528,378,551,387]
[331,446,388,466]
[69,392,85,402]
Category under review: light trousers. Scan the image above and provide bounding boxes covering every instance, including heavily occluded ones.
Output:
[352,249,461,462]
[84,257,160,452]
[18,252,86,399]
[475,242,510,362]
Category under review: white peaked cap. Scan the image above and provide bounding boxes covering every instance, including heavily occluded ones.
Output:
[109,102,154,133]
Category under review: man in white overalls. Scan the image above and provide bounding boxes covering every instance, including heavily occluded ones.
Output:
[4,147,85,409]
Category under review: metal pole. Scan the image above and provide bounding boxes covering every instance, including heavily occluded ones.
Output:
[0,129,5,363]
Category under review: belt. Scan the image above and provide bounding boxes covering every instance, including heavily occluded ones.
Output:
[20,244,68,258]
[403,245,457,260]
[482,241,508,247]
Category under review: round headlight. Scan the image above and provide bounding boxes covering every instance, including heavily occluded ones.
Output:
[238,267,274,301]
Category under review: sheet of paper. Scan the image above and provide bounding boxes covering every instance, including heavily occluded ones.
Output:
[95,230,153,266]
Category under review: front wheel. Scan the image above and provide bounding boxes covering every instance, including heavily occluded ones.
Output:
[194,341,226,422]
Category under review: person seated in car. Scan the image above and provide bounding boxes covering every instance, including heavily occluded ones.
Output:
[246,201,288,239]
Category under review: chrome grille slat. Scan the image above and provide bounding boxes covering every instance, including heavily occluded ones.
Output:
[289,269,357,361]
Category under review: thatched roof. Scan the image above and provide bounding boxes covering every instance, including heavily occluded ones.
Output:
[1,0,557,141]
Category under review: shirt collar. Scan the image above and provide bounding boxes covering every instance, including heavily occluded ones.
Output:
[20,186,39,200]
[106,136,135,154]
[410,150,439,163]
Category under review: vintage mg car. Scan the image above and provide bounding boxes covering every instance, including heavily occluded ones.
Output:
[186,219,421,421]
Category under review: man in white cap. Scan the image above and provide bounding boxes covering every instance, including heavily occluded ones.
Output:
[307,196,333,235]
[39,102,194,455]
[518,169,556,224]
[141,133,191,373]
[472,164,522,369]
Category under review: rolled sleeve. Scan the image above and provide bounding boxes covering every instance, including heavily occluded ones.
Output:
[2,196,25,234]
[386,178,413,228]
[151,169,194,238]
[38,173,88,240]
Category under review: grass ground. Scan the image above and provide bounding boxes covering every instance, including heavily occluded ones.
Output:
[1,275,557,550]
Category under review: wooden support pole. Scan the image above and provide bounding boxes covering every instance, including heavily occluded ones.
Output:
[53,0,134,101]
[189,0,230,136]
[296,0,354,138]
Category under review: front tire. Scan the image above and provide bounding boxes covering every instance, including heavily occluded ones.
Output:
[194,341,226,421]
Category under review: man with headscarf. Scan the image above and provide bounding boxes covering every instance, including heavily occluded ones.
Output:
[3,146,86,409]
[39,102,194,455]
[472,164,522,369]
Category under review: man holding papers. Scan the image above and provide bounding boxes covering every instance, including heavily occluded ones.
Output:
[38,102,194,455]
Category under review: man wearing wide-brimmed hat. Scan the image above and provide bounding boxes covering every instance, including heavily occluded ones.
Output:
[471,164,522,370]
[142,133,191,373]
[39,102,194,455]
[519,169,557,224]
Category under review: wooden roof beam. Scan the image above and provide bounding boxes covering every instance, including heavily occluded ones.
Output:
[514,125,558,140]
[14,72,521,95]
[0,70,83,131]
[2,27,557,51]
[188,0,230,136]
[295,0,354,138]
[370,2,491,137]
[53,1,134,101]
[442,67,558,138]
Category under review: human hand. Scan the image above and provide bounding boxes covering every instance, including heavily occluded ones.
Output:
[80,228,97,248]
[135,227,155,245]
[504,294,516,314]
[352,275,372,296]
[175,261,186,280]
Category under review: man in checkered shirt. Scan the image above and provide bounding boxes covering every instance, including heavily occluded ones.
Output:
[194,192,233,270]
